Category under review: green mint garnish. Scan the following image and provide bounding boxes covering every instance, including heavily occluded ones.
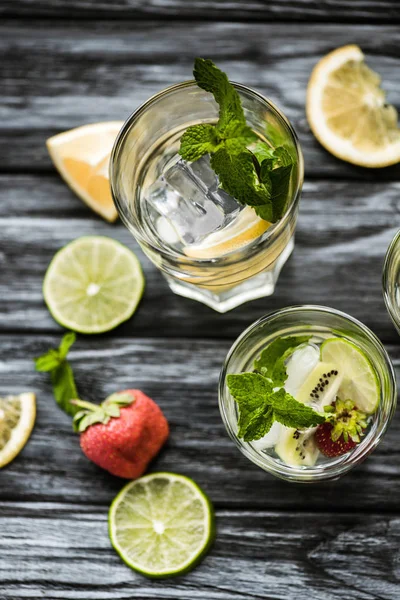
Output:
[34,332,80,417]
[227,336,325,442]
[179,58,295,222]
[254,335,312,387]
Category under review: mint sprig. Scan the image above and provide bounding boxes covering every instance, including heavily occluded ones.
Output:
[179,58,295,222]
[34,332,80,417]
[227,336,325,442]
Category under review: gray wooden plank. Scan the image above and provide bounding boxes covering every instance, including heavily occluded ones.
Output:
[0,174,398,343]
[1,0,400,23]
[0,502,399,599]
[1,21,400,179]
[0,334,399,509]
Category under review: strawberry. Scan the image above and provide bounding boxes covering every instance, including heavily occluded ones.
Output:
[315,398,368,458]
[315,422,357,457]
[71,390,169,479]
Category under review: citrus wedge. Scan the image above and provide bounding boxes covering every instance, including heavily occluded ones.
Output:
[321,338,380,414]
[43,236,145,334]
[109,472,214,578]
[184,206,270,259]
[0,393,36,468]
[307,45,400,167]
[46,121,123,221]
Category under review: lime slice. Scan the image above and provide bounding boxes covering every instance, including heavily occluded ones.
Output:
[43,236,144,334]
[0,393,36,468]
[321,338,380,413]
[109,472,214,578]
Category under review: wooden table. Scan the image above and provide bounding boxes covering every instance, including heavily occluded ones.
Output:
[1,2,400,598]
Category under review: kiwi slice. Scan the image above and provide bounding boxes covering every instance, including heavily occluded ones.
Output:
[296,362,343,409]
[275,428,319,467]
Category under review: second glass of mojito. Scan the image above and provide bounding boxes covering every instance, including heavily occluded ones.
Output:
[111,60,304,312]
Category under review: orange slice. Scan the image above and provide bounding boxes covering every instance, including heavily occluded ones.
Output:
[46,122,123,222]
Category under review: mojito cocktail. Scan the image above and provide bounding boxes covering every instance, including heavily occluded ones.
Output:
[111,59,303,312]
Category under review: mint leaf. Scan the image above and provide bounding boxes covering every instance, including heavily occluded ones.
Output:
[34,332,80,417]
[252,142,275,164]
[59,331,76,360]
[179,124,220,162]
[269,164,293,221]
[51,361,79,417]
[240,405,274,442]
[227,369,324,442]
[227,372,273,406]
[270,389,325,428]
[193,57,246,134]
[34,348,61,372]
[254,335,311,386]
[211,148,274,221]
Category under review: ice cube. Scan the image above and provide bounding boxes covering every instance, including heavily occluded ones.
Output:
[285,345,320,396]
[145,155,242,245]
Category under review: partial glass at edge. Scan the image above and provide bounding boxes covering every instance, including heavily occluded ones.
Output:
[219,306,397,483]
[383,228,400,335]
[110,81,304,312]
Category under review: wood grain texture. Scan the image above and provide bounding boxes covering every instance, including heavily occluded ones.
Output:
[1,0,400,23]
[1,21,400,179]
[1,502,400,599]
[0,334,398,509]
[0,174,398,343]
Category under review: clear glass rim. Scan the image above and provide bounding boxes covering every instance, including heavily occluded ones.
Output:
[110,80,304,266]
[218,304,397,483]
[382,228,400,332]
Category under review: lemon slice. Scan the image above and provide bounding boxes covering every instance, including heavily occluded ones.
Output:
[43,236,145,334]
[109,473,215,578]
[47,121,123,222]
[0,393,36,468]
[184,206,270,259]
[307,45,400,167]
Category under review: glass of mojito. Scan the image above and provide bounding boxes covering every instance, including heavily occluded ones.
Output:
[110,59,303,312]
[219,305,396,482]
[383,229,400,334]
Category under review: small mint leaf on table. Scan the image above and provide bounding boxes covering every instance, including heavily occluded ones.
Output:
[179,124,220,162]
[34,332,80,417]
[51,361,79,418]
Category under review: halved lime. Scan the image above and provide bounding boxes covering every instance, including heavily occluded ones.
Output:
[109,472,215,578]
[43,236,144,334]
[0,393,36,468]
[321,338,380,413]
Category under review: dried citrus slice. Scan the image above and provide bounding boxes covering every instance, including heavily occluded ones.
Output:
[307,45,400,167]
[0,393,36,468]
[46,121,123,221]
[184,207,270,259]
